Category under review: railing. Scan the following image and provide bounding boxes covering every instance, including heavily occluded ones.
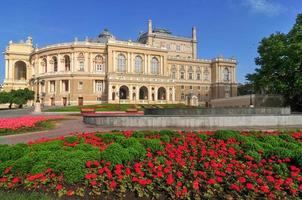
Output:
[168,56,236,63]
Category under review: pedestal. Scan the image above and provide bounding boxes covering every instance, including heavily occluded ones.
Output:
[34,102,41,113]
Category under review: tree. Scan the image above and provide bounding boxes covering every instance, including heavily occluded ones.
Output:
[237,83,254,96]
[0,88,35,109]
[246,14,302,111]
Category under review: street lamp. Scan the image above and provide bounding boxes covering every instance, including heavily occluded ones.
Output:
[249,89,254,108]
[34,77,42,113]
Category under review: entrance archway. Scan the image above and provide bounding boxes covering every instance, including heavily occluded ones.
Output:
[119,85,129,99]
[139,86,148,100]
[14,61,27,80]
[157,87,166,100]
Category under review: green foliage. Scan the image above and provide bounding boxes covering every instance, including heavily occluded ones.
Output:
[0,190,55,200]
[0,88,34,108]
[100,143,132,166]
[64,136,78,144]
[141,139,164,152]
[246,14,302,111]
[198,134,207,141]
[246,151,261,162]
[213,130,242,141]
[95,133,125,143]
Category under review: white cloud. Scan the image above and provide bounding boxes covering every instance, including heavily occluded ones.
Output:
[242,0,286,16]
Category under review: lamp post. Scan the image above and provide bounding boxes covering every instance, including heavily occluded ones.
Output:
[249,89,254,108]
[34,77,42,113]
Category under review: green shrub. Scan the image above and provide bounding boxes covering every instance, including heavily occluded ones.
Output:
[264,147,294,159]
[30,140,63,151]
[132,131,146,138]
[64,136,78,144]
[198,134,207,141]
[100,143,131,166]
[279,134,299,143]
[0,144,29,162]
[160,135,170,143]
[95,133,125,143]
[141,139,164,152]
[246,151,261,162]
[213,130,241,141]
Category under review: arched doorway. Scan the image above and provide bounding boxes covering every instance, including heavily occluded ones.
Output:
[119,85,129,99]
[14,61,27,80]
[157,87,166,100]
[139,86,148,100]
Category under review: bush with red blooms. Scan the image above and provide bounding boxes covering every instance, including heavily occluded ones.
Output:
[1,129,302,199]
[0,115,62,133]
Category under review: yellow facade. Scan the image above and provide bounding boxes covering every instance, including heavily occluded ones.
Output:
[2,20,237,106]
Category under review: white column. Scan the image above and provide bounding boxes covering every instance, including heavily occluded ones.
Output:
[130,53,134,73]
[71,53,75,72]
[85,52,88,72]
[5,59,8,79]
[112,51,116,72]
[144,54,147,74]
[129,86,133,101]
[154,87,158,102]
[172,87,175,102]
[90,53,93,73]
[160,56,163,75]
[136,86,139,101]
[147,55,150,74]
[127,52,131,73]
[148,85,152,101]
[167,88,170,102]
[108,84,112,101]
[57,54,61,72]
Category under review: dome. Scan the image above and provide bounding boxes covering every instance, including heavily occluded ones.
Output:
[98,28,115,40]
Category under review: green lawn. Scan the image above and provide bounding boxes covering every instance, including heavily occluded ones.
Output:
[44,103,190,112]
[0,190,55,200]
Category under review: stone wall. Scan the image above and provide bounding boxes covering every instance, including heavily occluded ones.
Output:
[83,114,302,128]
[144,107,291,116]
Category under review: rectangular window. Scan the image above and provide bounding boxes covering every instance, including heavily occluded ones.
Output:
[181,85,185,89]
[95,80,103,93]
[198,86,201,90]
[50,81,55,93]
[190,86,193,90]
[176,45,181,52]
[97,97,102,101]
[189,73,193,80]
[180,72,185,79]
[62,80,69,92]
[181,93,185,100]
[78,81,83,90]
[197,73,201,80]
[96,64,102,72]
[79,61,84,71]
[172,72,176,79]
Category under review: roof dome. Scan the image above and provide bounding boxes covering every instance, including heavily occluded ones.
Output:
[98,28,115,39]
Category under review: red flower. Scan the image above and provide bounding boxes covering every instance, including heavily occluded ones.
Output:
[246,183,254,190]
[12,177,20,184]
[238,177,246,183]
[56,184,63,190]
[66,190,74,196]
[166,174,174,185]
[86,161,92,168]
[90,180,97,186]
[230,184,240,191]
[125,167,131,175]
[193,180,199,190]
[208,178,216,185]
[110,180,117,189]
[260,185,270,193]
[216,177,223,183]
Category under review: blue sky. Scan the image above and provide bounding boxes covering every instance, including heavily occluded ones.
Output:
[0,0,301,83]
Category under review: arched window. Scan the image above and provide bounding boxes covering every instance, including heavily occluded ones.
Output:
[223,67,230,81]
[117,54,126,72]
[135,56,143,73]
[77,53,85,71]
[52,56,58,72]
[95,55,104,72]
[14,61,27,80]
[151,57,159,74]
[42,58,47,73]
[64,55,70,71]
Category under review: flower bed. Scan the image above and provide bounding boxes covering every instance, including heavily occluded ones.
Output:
[0,116,62,135]
[1,130,302,199]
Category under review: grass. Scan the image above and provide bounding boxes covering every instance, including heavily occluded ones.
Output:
[44,103,190,112]
[0,120,57,136]
[0,190,55,200]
